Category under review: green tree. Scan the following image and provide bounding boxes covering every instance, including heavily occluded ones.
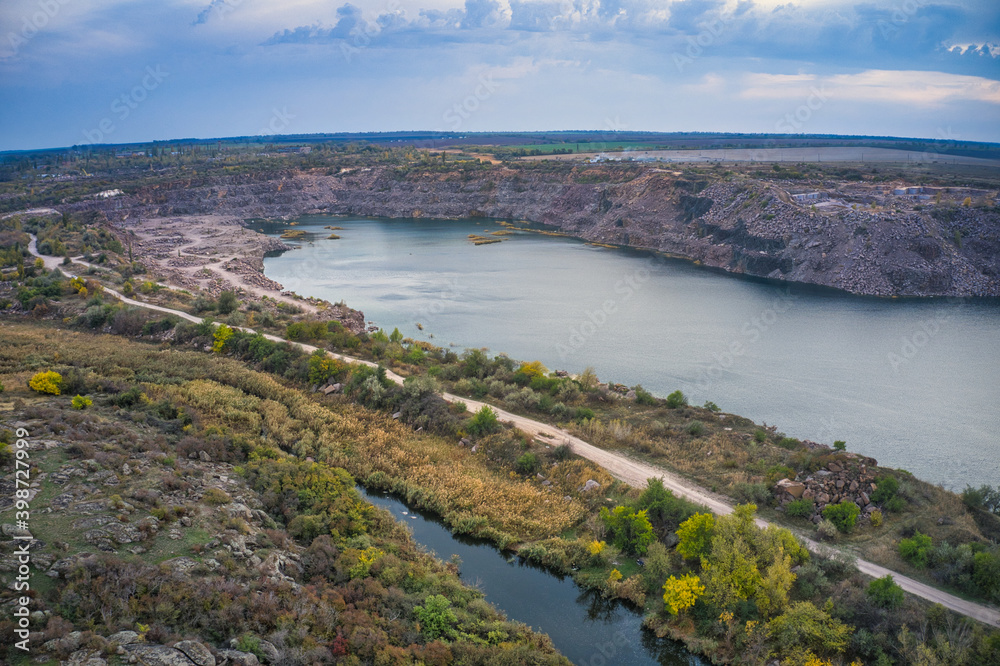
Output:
[414,594,457,640]
[898,531,932,567]
[389,327,403,343]
[676,513,715,560]
[768,602,852,659]
[216,290,239,315]
[636,478,698,531]
[600,505,655,555]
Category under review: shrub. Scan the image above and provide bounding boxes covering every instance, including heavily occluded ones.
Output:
[29,371,62,395]
[816,519,839,541]
[753,429,768,443]
[786,498,815,518]
[515,452,539,475]
[203,488,232,506]
[733,482,772,506]
[884,495,907,513]
[870,476,899,504]
[575,407,595,422]
[634,385,656,405]
[869,509,883,528]
[466,405,499,436]
[899,531,932,567]
[663,574,705,615]
[212,324,234,353]
[962,484,1000,515]
[308,351,346,385]
[686,421,705,436]
[71,395,92,410]
[665,390,688,409]
[822,501,860,533]
[833,440,846,451]
[777,437,799,450]
[703,401,720,412]
[867,574,904,609]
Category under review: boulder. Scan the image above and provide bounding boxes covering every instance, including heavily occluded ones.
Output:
[123,644,196,666]
[174,640,216,666]
[67,649,108,666]
[257,640,280,664]
[582,479,601,492]
[217,650,260,666]
[199,451,212,463]
[108,631,141,646]
[775,478,805,499]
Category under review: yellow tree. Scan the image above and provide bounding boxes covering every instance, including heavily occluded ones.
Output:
[662,574,705,615]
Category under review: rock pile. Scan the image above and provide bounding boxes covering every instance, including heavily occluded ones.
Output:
[774,453,881,522]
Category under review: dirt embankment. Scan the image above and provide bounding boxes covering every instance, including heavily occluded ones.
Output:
[73,166,1000,297]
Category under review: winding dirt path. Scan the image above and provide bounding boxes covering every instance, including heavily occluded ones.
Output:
[25,235,1000,629]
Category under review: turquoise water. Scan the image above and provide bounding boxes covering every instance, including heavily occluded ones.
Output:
[256,216,1000,490]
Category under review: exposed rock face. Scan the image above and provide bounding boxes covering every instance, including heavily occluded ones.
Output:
[774,453,880,519]
[76,166,1000,298]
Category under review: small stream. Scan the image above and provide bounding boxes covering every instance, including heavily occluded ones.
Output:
[357,487,703,666]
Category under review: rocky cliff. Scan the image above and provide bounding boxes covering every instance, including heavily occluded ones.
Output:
[87,165,1000,297]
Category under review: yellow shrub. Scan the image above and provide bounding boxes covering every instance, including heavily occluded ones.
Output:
[587,540,606,556]
[663,573,706,615]
[29,371,62,395]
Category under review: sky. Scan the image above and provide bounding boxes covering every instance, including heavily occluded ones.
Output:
[1,0,998,151]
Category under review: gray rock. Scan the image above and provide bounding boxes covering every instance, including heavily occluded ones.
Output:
[199,451,212,463]
[107,630,140,646]
[257,640,280,664]
[582,479,601,492]
[174,640,216,666]
[124,644,196,666]
[67,649,108,666]
[217,650,259,666]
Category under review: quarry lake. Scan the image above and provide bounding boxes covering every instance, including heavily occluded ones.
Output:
[255,216,1000,490]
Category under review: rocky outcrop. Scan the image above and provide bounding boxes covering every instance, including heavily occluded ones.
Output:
[69,166,1000,298]
[774,453,881,521]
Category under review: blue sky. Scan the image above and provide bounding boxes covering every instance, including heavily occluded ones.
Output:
[1,0,998,151]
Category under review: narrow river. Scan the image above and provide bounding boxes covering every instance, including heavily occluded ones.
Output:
[358,487,703,665]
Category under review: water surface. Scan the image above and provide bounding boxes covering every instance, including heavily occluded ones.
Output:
[257,217,1000,489]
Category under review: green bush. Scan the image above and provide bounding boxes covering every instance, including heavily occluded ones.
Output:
[515,452,539,475]
[599,505,655,555]
[833,440,846,451]
[777,436,800,450]
[665,390,688,409]
[686,421,705,436]
[753,429,768,443]
[786,498,815,518]
[867,574,904,609]
[634,385,656,405]
[414,594,457,640]
[899,531,932,567]
[466,405,499,436]
[216,290,238,315]
[702,401,720,412]
[822,501,860,533]
[870,475,899,504]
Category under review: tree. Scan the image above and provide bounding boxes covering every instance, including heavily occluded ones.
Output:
[636,478,698,532]
[676,513,715,560]
[898,531,932,567]
[466,405,499,436]
[308,350,346,384]
[663,574,705,615]
[600,505,655,555]
[212,323,234,353]
[768,601,852,659]
[867,574,904,609]
[389,327,403,343]
[516,360,548,379]
[414,594,457,640]
[577,366,599,390]
[29,371,62,395]
[217,290,238,315]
